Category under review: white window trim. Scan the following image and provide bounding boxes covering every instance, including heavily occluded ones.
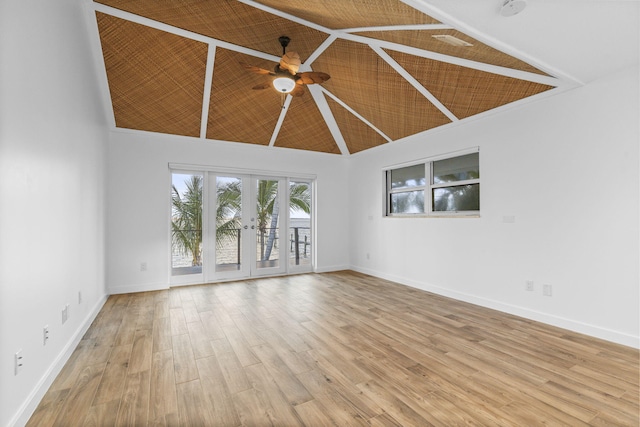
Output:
[383,147,480,218]
[168,162,317,181]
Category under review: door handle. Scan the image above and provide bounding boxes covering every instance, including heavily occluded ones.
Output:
[243,225,248,230]
[251,225,255,230]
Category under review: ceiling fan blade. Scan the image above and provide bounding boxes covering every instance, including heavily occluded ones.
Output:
[279,51,301,75]
[290,84,305,97]
[252,83,272,90]
[240,62,274,75]
[297,72,331,85]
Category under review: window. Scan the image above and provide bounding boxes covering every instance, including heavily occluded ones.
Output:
[385,150,479,216]
[387,164,426,214]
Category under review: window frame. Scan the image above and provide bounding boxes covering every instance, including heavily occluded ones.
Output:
[386,163,427,215]
[383,148,480,218]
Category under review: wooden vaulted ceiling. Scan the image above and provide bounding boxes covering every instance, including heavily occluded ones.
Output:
[92,0,558,155]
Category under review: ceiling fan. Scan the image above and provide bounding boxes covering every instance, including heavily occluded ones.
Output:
[240,36,330,97]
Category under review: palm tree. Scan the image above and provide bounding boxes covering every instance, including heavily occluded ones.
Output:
[224,179,311,262]
[264,180,311,261]
[215,179,242,250]
[255,180,278,261]
[289,181,312,215]
[171,175,203,266]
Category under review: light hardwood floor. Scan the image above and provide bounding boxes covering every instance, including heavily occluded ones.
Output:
[28,271,639,426]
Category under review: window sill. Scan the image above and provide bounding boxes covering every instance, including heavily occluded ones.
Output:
[385,213,480,219]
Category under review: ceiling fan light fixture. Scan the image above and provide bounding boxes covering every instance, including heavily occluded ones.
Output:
[273,77,296,93]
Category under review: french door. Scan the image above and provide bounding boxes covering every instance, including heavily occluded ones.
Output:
[208,174,287,280]
[170,169,312,285]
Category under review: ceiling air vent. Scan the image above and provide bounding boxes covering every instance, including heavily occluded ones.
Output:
[431,35,473,47]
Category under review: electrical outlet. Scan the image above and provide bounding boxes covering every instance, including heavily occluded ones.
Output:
[525,280,534,291]
[140,262,147,272]
[543,284,552,296]
[78,291,82,304]
[15,349,23,375]
[43,325,50,346]
[62,305,69,324]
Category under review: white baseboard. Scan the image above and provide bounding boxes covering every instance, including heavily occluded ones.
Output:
[351,266,639,349]
[314,264,350,273]
[10,294,109,427]
[108,281,169,294]
[108,269,352,294]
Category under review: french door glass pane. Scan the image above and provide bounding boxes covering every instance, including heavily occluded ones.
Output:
[256,179,279,269]
[289,181,311,267]
[171,173,203,276]
[216,176,242,272]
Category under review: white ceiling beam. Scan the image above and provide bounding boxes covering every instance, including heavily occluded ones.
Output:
[199,45,216,140]
[372,46,459,122]
[308,86,350,156]
[91,3,281,63]
[268,96,292,147]
[319,88,393,144]
[303,34,339,70]
[342,24,452,33]
[339,31,562,87]
[238,0,332,34]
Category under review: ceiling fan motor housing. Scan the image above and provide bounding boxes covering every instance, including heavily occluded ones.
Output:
[278,35,291,53]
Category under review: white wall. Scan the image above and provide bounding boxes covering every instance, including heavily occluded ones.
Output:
[348,66,639,348]
[0,1,108,426]
[106,132,350,294]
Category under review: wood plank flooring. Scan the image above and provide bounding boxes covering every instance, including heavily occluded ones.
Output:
[28,271,639,426]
